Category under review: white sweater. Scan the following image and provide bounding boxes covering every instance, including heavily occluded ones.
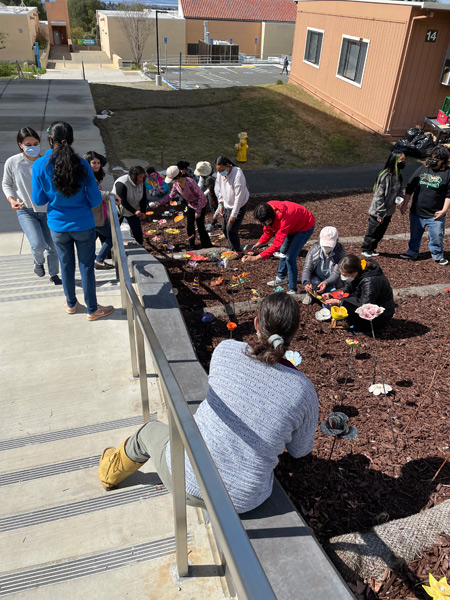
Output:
[215,167,249,218]
[2,153,47,212]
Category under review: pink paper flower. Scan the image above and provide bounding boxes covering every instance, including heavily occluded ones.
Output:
[355,303,385,321]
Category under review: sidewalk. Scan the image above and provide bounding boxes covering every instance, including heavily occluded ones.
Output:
[0,80,225,599]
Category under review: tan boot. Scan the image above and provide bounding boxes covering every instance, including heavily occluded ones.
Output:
[98,438,145,490]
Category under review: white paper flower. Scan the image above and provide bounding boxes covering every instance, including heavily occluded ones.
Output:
[369,383,392,396]
[355,303,385,321]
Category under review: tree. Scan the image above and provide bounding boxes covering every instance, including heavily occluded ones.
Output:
[1,0,46,21]
[116,4,155,67]
[0,32,7,50]
[68,0,105,37]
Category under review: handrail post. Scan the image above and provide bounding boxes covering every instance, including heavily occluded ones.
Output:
[135,319,150,422]
[168,409,189,577]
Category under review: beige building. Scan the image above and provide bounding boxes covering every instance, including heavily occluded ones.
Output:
[97,10,186,64]
[44,0,71,45]
[0,4,40,62]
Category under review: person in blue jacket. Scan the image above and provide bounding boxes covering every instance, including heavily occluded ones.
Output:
[32,121,114,321]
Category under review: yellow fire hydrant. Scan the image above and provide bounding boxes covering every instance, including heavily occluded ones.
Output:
[234,132,249,163]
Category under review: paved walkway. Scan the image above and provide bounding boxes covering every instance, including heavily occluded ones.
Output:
[0,80,225,599]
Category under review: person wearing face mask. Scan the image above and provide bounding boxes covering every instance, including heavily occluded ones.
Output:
[244,201,315,295]
[301,226,346,305]
[215,155,249,253]
[111,165,147,246]
[322,254,395,332]
[2,127,61,284]
[361,152,405,258]
[399,145,450,266]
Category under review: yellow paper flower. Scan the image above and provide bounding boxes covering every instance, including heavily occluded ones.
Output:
[423,574,450,599]
[361,259,367,270]
[331,306,348,320]
[166,228,180,234]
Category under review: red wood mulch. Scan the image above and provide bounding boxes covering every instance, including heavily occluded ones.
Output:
[141,192,450,598]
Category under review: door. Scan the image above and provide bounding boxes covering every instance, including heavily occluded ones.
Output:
[53,29,61,45]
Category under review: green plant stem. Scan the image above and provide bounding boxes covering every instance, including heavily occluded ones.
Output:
[371,320,398,454]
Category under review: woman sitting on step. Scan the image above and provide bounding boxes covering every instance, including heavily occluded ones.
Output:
[98,292,318,514]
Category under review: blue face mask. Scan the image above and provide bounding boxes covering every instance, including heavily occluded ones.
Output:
[23,145,40,158]
[218,169,228,177]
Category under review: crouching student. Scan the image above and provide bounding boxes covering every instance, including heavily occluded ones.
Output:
[98,292,318,514]
[322,254,395,331]
[301,226,346,305]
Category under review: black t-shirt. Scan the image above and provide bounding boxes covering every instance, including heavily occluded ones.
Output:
[406,165,450,218]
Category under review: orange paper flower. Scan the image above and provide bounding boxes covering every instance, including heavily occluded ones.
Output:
[146,211,154,215]
[174,215,184,222]
[210,277,224,287]
[170,201,178,206]
[226,322,237,330]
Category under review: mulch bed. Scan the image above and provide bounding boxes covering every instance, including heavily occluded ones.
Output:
[140,191,450,598]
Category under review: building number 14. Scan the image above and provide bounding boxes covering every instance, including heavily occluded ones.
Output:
[425,30,438,43]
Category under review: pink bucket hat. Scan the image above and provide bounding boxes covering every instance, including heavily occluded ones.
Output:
[319,226,339,248]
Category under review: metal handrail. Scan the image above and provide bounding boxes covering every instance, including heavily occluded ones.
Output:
[106,197,276,600]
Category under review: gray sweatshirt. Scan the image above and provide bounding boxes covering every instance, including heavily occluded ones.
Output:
[369,171,403,219]
[2,153,47,213]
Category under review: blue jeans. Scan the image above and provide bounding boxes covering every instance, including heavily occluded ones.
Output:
[17,207,59,276]
[277,226,315,291]
[95,220,113,263]
[51,229,98,314]
[405,212,446,260]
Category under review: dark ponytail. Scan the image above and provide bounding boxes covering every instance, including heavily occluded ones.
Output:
[247,292,300,365]
[339,254,377,277]
[47,121,86,197]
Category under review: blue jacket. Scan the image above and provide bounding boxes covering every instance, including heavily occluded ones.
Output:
[32,149,102,232]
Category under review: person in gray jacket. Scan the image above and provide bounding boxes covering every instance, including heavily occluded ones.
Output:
[301,226,346,305]
[361,152,405,257]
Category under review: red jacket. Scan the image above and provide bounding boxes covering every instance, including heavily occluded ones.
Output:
[257,201,315,259]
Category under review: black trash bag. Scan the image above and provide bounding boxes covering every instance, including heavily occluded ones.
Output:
[415,134,435,157]
[406,127,423,141]
[411,133,426,145]
[392,138,411,154]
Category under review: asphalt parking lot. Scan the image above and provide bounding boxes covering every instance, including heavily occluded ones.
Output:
[161,64,289,89]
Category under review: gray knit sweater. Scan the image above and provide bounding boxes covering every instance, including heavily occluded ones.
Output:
[2,153,47,212]
[166,339,318,513]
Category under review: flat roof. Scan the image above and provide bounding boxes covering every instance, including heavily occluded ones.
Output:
[97,9,182,19]
[297,0,450,11]
[0,5,37,15]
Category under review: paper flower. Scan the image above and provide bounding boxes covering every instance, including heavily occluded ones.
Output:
[185,253,207,261]
[226,322,237,331]
[285,351,302,366]
[355,303,385,320]
[158,219,167,225]
[330,290,349,299]
[221,250,238,260]
[369,383,393,396]
[208,250,220,259]
[188,261,198,268]
[166,228,180,234]
[210,277,224,287]
[445,287,450,292]
[146,211,154,215]
[251,288,261,297]
[174,215,184,222]
[423,574,450,599]
[361,259,367,270]
[331,306,348,320]
[145,230,156,235]
[320,412,358,440]
[345,338,359,346]
[167,244,175,250]
[273,286,285,292]
[162,211,171,216]
[201,312,215,323]
[152,236,162,241]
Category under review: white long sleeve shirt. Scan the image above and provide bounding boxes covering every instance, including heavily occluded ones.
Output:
[2,153,47,212]
[215,166,249,218]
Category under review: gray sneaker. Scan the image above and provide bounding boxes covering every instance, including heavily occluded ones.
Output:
[267,277,288,287]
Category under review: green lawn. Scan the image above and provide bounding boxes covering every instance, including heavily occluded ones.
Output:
[90,82,391,170]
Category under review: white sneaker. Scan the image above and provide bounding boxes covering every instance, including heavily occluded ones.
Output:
[315,308,331,322]
[267,277,288,287]
[287,289,298,295]
[302,294,313,305]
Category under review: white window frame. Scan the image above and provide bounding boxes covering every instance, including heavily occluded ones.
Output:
[303,27,324,69]
[336,34,370,88]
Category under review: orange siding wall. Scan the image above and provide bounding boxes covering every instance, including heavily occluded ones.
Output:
[185,19,262,56]
[390,10,450,134]
[290,1,412,133]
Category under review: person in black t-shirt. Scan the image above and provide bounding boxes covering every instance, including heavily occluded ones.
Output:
[400,145,450,265]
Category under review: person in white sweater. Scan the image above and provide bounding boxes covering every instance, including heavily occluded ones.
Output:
[215,155,249,253]
[2,127,61,284]
[98,292,318,514]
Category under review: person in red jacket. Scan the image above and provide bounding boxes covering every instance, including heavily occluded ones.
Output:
[244,201,315,294]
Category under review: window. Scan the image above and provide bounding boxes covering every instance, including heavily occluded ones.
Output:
[337,36,369,87]
[304,28,323,68]
[440,43,450,86]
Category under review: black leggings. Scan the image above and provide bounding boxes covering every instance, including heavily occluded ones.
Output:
[186,206,212,249]
[125,215,144,245]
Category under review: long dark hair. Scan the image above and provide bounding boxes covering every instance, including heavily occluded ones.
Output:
[216,155,236,168]
[425,144,449,169]
[248,292,300,365]
[339,254,376,277]
[47,121,85,197]
[84,150,106,183]
[17,127,40,151]
[373,152,404,191]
